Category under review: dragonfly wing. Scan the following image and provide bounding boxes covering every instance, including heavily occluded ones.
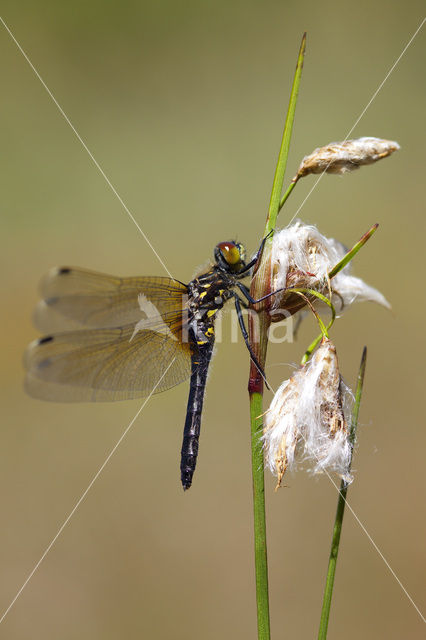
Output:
[24,314,192,402]
[34,267,188,332]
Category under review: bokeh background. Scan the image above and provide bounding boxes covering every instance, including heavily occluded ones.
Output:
[1,2,425,638]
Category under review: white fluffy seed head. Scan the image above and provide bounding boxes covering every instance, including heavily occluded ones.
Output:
[295,136,400,178]
[263,339,353,488]
[270,221,390,316]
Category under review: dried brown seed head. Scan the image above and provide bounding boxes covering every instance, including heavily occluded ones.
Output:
[295,136,400,179]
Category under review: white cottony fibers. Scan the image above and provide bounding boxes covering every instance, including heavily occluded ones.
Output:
[296,136,400,178]
[263,339,353,487]
[271,221,390,313]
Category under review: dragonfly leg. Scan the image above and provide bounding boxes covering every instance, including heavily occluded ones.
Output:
[232,294,270,389]
[236,282,287,306]
[236,230,274,276]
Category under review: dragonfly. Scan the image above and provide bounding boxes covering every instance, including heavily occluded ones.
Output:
[24,237,272,490]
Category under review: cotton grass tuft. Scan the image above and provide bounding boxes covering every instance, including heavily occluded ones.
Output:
[263,339,353,488]
[270,221,390,316]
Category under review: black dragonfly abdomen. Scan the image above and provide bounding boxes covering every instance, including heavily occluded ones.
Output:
[180,266,238,489]
[180,331,214,490]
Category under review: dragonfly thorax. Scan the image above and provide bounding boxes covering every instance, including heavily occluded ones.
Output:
[186,267,238,346]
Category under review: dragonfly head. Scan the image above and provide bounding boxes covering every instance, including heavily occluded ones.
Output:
[214,241,246,273]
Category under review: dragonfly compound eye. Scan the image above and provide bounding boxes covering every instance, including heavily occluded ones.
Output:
[235,242,246,262]
[216,241,244,268]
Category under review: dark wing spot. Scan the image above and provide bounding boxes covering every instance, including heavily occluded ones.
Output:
[38,336,54,345]
[58,267,71,274]
[46,297,58,306]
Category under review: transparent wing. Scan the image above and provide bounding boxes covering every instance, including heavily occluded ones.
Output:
[34,267,188,332]
[24,312,192,402]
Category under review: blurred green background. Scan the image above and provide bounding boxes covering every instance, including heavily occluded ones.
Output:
[1,2,425,638]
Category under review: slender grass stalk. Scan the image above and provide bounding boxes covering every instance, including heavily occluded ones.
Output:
[249,33,306,640]
[265,34,306,235]
[250,393,270,640]
[317,347,368,639]
[288,288,336,339]
[278,178,298,212]
[328,224,378,279]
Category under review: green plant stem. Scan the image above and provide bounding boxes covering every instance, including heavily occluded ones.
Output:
[278,178,298,212]
[328,224,378,279]
[265,34,306,236]
[301,332,324,365]
[249,34,306,640]
[250,391,271,640]
[288,287,336,341]
[317,347,367,640]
